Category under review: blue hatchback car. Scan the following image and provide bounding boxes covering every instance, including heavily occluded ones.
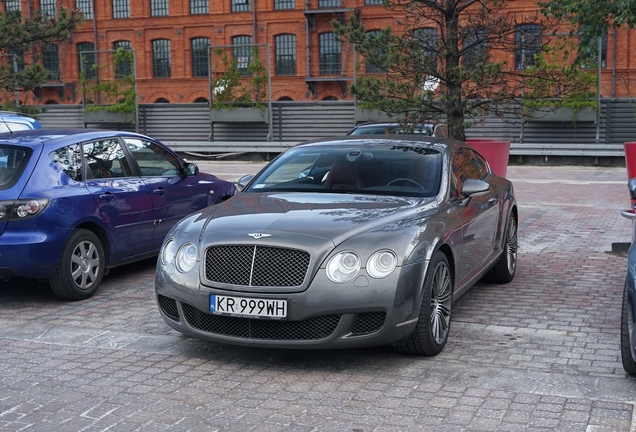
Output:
[0,129,236,300]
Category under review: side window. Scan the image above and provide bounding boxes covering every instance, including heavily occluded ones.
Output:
[83,139,133,179]
[50,144,83,181]
[451,147,487,195]
[124,138,180,176]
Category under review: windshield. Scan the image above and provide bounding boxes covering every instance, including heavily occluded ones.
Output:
[246,144,443,197]
[349,124,435,136]
[0,145,32,190]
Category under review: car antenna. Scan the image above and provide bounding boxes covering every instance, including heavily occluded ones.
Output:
[0,117,13,135]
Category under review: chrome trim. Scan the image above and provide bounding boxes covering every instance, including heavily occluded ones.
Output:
[396,317,419,327]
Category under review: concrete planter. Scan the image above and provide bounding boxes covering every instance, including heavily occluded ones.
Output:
[211,107,269,123]
[530,106,597,123]
[83,110,134,124]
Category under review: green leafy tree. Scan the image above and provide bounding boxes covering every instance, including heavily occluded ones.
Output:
[0,7,83,112]
[333,0,597,141]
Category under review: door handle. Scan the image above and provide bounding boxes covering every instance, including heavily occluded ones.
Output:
[153,188,166,196]
[99,193,115,200]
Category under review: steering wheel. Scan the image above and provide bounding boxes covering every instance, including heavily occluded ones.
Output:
[387,178,426,189]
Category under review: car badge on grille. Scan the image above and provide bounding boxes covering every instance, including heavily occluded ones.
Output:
[248,233,271,239]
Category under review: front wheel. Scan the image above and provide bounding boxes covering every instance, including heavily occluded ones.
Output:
[397,251,453,356]
[485,213,517,283]
[49,229,105,301]
[621,278,636,375]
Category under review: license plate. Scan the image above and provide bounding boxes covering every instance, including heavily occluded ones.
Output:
[210,294,287,319]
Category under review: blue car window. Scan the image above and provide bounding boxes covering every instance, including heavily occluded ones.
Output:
[50,144,83,181]
[124,138,181,176]
[83,139,133,179]
[0,145,32,190]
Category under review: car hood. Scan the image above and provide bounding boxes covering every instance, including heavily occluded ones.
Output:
[198,192,435,247]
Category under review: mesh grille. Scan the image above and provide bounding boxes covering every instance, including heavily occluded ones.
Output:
[158,295,180,322]
[181,303,341,340]
[351,312,386,335]
[205,245,310,287]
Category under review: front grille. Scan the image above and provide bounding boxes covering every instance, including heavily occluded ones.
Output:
[181,303,341,340]
[158,295,180,322]
[205,245,310,287]
[351,312,386,335]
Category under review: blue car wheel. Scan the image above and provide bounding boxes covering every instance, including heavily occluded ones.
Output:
[49,229,105,301]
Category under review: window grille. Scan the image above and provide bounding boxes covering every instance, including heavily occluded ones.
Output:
[151,0,169,16]
[515,24,542,69]
[152,39,171,78]
[43,45,59,80]
[319,33,340,75]
[40,0,56,18]
[75,0,92,19]
[78,42,96,79]
[232,36,252,76]
[274,0,294,9]
[6,0,21,11]
[192,37,210,77]
[114,41,133,78]
[232,0,250,12]
[190,0,208,14]
[112,0,130,18]
[275,34,296,75]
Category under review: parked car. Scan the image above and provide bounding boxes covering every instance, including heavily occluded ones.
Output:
[155,135,517,356]
[348,122,448,138]
[0,111,42,135]
[0,129,236,300]
[621,178,636,374]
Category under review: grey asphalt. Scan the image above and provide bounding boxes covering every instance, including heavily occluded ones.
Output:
[1,162,635,431]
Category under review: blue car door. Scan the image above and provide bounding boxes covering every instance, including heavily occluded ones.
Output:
[123,137,214,249]
[83,138,155,259]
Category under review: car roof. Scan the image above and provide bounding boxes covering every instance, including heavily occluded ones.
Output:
[0,111,42,130]
[294,135,458,152]
[0,128,150,148]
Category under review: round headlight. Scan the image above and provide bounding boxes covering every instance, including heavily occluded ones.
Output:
[367,250,397,279]
[175,242,198,273]
[161,239,177,266]
[326,251,361,283]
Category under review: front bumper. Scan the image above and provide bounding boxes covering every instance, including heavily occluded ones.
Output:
[155,261,427,349]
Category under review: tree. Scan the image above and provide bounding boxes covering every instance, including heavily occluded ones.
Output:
[0,7,83,112]
[333,0,597,141]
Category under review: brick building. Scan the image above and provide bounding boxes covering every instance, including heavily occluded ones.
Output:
[2,0,635,106]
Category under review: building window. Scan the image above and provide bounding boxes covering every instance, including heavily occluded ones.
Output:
[78,42,96,79]
[152,39,171,78]
[319,32,340,75]
[112,0,130,18]
[114,41,133,78]
[190,0,208,14]
[151,0,169,16]
[579,33,607,69]
[463,28,488,68]
[232,35,252,76]
[365,0,383,4]
[75,0,93,19]
[231,0,250,12]
[191,37,210,77]
[6,0,21,12]
[365,30,385,74]
[40,0,56,18]
[515,24,542,69]
[43,45,59,80]
[275,34,296,75]
[7,48,24,72]
[414,27,437,61]
[274,0,294,9]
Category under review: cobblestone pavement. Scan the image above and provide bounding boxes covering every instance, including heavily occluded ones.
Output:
[1,163,636,431]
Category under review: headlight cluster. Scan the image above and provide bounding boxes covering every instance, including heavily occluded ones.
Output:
[0,199,49,222]
[161,239,198,273]
[326,249,397,283]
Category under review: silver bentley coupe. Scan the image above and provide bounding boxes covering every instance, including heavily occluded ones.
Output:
[155,136,518,356]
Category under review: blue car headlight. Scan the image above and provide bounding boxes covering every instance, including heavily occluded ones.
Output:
[175,242,198,273]
[326,251,361,283]
[367,250,397,279]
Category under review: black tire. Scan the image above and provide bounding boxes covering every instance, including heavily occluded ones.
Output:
[485,213,517,283]
[621,278,636,375]
[397,251,453,356]
[49,229,105,301]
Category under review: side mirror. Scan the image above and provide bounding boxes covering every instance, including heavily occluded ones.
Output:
[461,179,490,197]
[183,162,199,176]
[237,174,255,190]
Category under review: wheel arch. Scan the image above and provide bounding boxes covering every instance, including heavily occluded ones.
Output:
[74,221,112,264]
